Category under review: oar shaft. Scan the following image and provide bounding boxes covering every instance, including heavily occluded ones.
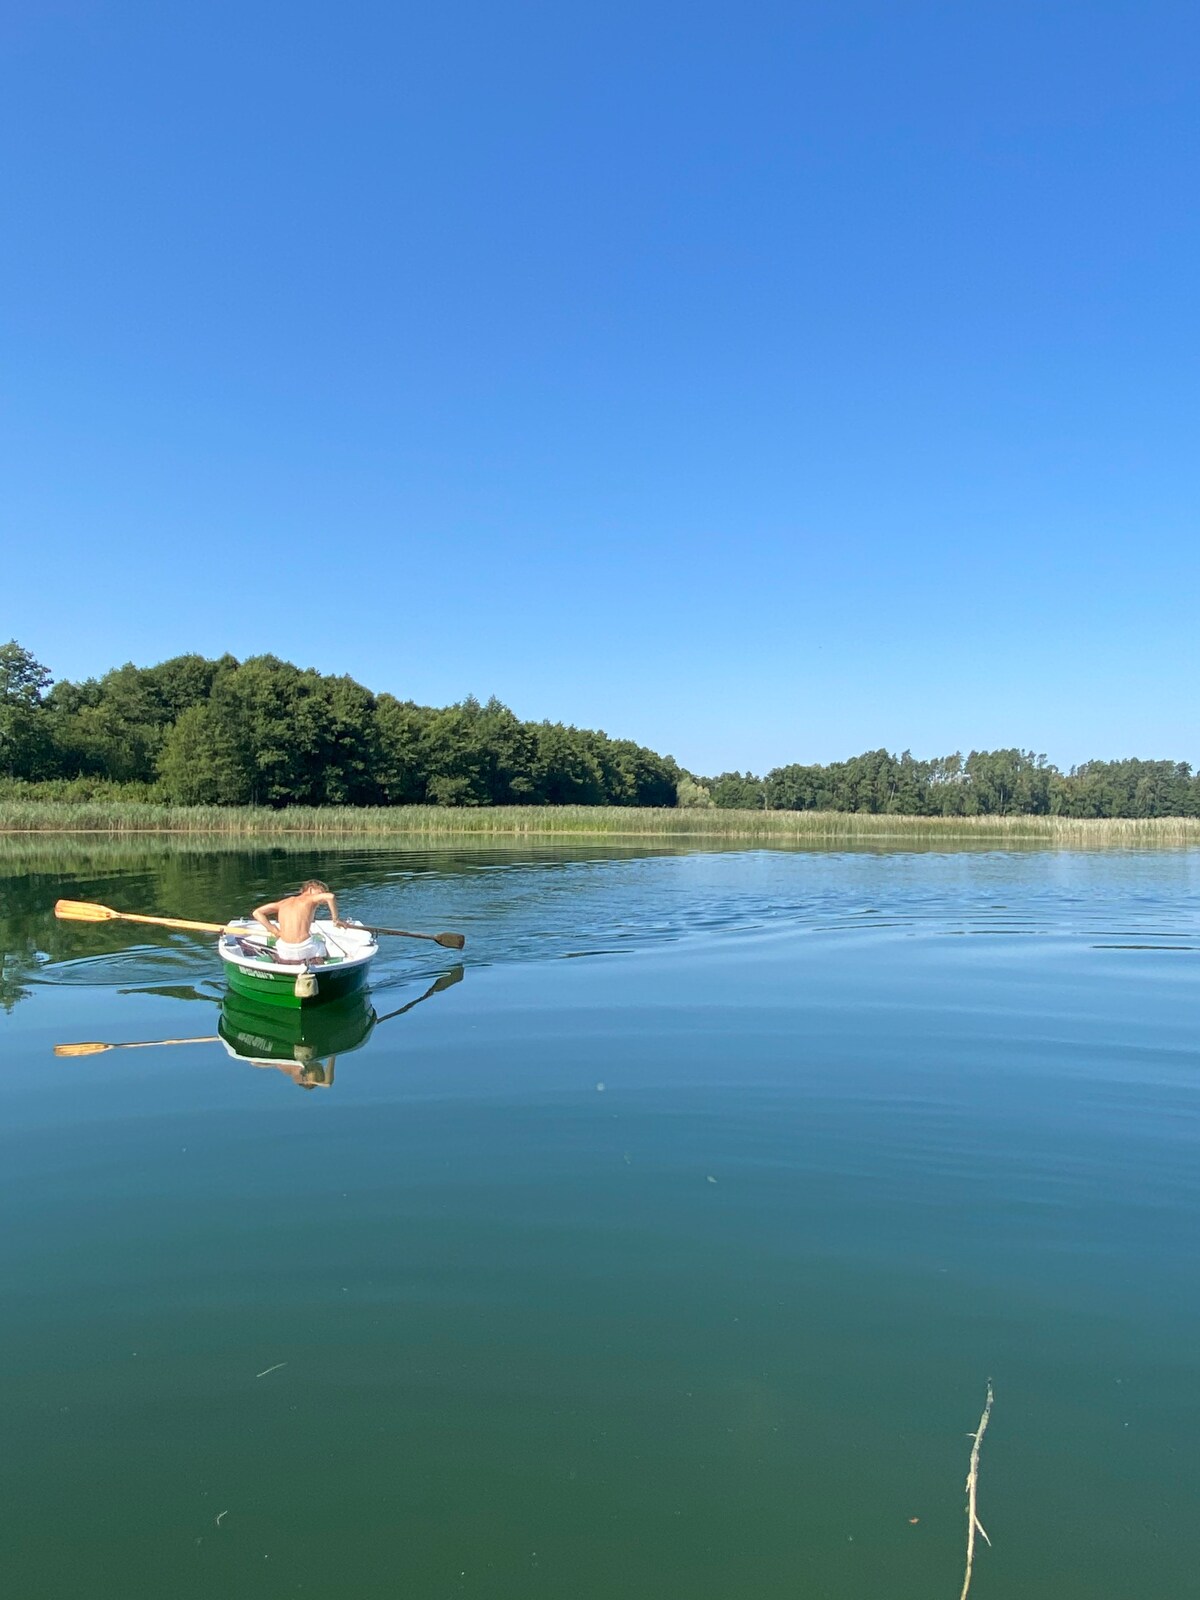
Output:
[113,910,229,934]
[54,898,462,947]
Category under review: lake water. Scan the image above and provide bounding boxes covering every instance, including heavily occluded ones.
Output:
[2,842,1198,1599]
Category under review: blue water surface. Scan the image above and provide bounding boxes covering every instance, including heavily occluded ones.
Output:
[1,843,1198,1599]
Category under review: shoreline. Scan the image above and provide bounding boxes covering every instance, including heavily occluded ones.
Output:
[2,802,1199,848]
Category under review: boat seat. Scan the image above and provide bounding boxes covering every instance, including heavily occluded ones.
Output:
[233,937,329,966]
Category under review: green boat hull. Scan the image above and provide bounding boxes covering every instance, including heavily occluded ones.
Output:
[224,957,372,1009]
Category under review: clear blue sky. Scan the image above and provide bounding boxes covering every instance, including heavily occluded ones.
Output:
[3,1,1197,775]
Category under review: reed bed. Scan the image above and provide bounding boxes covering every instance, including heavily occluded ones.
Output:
[2,800,1199,849]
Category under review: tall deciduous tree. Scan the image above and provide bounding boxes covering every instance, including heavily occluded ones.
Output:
[0,641,53,778]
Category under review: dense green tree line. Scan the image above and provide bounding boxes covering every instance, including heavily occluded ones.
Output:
[3,641,1198,816]
[0,642,680,807]
[700,748,1200,818]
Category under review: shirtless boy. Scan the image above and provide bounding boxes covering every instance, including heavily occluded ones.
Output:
[252,880,346,961]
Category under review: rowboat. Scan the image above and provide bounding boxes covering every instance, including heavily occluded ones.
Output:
[218,919,379,1008]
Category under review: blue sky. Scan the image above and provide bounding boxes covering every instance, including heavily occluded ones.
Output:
[3,1,1197,775]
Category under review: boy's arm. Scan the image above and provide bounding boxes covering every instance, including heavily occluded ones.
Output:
[252,900,281,934]
[316,891,343,925]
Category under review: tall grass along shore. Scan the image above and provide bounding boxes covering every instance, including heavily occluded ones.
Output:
[2,800,1198,848]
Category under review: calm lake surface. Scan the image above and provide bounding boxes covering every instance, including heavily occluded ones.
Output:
[2,842,1198,1599]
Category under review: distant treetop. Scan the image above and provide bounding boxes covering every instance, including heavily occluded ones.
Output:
[3,643,1197,819]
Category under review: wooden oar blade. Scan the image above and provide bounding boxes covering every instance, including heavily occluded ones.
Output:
[435,931,466,950]
[54,1042,112,1056]
[54,899,118,923]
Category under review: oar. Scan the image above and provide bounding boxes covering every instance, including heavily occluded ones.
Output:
[362,924,466,950]
[54,899,230,934]
[55,897,467,951]
[55,1036,219,1057]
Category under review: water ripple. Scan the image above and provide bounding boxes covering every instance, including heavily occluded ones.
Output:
[13,844,1200,996]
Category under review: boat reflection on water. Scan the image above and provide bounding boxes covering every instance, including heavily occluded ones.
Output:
[218,991,377,1088]
[54,966,465,1090]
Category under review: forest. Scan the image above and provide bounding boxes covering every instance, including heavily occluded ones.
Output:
[2,640,1198,818]
[0,642,681,808]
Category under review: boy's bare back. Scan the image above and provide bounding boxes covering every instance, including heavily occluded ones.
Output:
[252,880,342,944]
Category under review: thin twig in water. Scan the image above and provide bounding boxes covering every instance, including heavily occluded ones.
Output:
[255,1362,287,1379]
[215,1510,228,1527]
[959,1382,994,1600]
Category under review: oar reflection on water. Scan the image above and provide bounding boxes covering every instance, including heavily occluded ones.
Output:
[53,965,466,1090]
[54,1036,219,1058]
[373,964,465,1023]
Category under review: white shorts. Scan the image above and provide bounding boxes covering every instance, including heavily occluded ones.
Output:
[275,936,321,962]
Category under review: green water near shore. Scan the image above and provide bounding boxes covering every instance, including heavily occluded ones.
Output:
[2,844,1198,1597]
